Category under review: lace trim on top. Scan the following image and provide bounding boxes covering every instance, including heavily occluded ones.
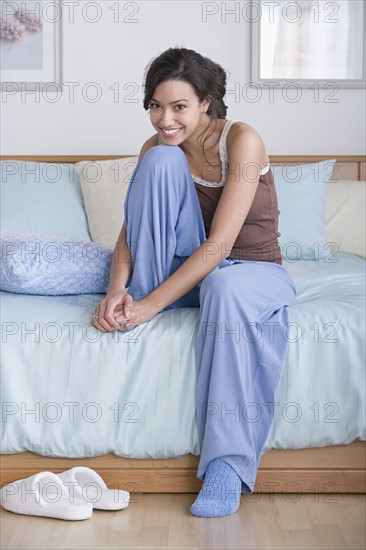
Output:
[191,119,270,188]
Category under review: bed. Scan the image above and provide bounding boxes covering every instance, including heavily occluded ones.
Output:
[1,154,365,494]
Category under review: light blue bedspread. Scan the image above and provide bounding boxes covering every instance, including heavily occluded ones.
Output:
[1,253,365,458]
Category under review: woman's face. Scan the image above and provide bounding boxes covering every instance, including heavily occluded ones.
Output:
[148,79,210,145]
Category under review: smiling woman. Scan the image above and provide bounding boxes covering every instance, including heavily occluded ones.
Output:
[148,80,210,149]
[149,96,189,138]
[92,47,297,519]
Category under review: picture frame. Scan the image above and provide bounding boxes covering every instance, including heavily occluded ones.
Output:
[251,0,366,89]
[0,0,62,92]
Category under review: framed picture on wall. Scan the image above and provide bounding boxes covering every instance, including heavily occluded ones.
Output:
[0,0,62,91]
[251,0,366,88]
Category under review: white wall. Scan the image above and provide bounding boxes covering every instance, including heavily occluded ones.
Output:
[1,0,365,155]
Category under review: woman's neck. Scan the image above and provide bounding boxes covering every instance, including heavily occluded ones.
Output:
[179,118,226,160]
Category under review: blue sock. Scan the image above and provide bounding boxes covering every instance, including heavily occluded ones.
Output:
[190,458,242,518]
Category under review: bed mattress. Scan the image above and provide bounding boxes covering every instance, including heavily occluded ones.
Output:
[1,252,365,458]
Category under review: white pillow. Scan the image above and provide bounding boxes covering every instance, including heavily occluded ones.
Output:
[75,157,138,250]
[325,180,366,259]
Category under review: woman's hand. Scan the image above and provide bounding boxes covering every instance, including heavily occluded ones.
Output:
[92,289,133,333]
[114,297,158,332]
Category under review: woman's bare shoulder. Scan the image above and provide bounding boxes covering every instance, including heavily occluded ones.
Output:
[137,133,160,162]
[227,121,268,164]
[229,121,261,138]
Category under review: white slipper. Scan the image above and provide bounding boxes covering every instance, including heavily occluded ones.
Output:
[0,471,93,521]
[57,467,130,511]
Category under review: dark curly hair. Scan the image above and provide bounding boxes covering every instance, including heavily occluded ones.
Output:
[142,47,228,168]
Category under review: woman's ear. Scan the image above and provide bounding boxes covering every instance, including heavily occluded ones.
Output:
[201,97,211,113]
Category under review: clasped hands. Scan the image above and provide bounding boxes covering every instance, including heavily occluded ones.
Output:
[91,289,158,333]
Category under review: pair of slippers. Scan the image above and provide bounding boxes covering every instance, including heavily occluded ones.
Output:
[0,466,130,521]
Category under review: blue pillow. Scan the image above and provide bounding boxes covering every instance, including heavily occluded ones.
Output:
[272,159,337,261]
[0,160,91,241]
[0,234,113,295]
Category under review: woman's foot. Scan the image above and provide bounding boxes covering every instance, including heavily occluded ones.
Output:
[190,458,241,518]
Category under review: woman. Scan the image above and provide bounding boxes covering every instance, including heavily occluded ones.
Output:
[92,47,296,518]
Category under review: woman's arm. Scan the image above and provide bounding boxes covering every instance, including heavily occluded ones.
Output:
[107,221,132,293]
[145,125,267,314]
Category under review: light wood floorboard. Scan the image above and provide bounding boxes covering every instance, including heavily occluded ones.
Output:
[0,494,365,549]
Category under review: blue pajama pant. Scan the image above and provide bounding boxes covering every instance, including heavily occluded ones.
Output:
[124,144,297,494]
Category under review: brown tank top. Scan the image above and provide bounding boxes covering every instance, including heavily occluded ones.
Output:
[191,119,282,265]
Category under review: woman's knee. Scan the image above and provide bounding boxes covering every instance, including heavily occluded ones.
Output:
[136,144,191,193]
[142,144,187,168]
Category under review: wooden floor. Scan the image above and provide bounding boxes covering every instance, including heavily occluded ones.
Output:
[1,493,365,549]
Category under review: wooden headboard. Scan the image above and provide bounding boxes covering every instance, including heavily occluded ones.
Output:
[0,155,365,180]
